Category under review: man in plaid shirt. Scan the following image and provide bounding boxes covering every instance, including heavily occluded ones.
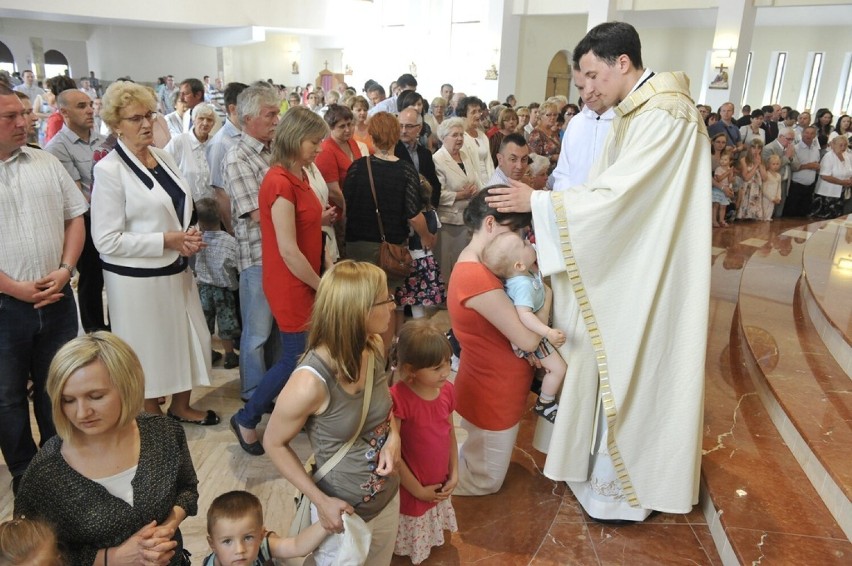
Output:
[222,84,281,407]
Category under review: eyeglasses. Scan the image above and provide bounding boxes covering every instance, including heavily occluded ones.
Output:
[564,112,576,117]
[543,113,558,118]
[120,111,157,125]
[373,295,395,307]
[400,123,421,130]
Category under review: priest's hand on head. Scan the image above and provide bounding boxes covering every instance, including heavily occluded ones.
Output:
[485,179,533,213]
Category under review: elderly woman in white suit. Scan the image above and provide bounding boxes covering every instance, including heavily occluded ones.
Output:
[91,80,219,425]
[433,117,481,277]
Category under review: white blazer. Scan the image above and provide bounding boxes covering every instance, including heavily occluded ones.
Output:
[433,145,481,225]
[91,140,193,269]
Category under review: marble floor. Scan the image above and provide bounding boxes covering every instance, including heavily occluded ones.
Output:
[3,217,850,564]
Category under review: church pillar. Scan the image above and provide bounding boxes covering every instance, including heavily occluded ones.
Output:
[496,0,520,102]
[702,0,756,112]
[587,0,618,30]
[29,37,44,81]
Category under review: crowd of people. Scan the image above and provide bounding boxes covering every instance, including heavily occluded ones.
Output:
[705,101,852,225]
[0,18,849,565]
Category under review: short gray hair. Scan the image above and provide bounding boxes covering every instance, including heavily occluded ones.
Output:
[192,103,221,129]
[437,117,464,140]
[237,86,279,127]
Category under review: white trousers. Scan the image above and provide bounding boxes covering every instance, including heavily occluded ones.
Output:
[454,418,520,496]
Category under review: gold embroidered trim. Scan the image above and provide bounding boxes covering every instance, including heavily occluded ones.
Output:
[552,192,640,508]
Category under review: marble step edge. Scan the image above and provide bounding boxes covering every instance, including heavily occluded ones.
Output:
[801,270,852,379]
[736,307,852,542]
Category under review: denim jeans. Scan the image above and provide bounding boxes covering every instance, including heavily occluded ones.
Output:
[238,265,280,398]
[0,284,78,478]
[234,330,306,429]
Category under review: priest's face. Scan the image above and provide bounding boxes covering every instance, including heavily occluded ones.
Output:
[577,51,632,108]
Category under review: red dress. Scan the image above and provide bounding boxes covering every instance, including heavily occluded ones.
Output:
[390,381,455,517]
[258,165,322,332]
[447,262,533,430]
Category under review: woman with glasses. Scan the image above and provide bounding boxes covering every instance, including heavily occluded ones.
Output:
[528,101,561,176]
[559,103,579,139]
[263,261,401,565]
[91,80,218,426]
[316,103,367,259]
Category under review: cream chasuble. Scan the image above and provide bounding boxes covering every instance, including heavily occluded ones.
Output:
[531,72,711,514]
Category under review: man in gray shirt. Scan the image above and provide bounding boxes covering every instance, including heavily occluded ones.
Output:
[45,89,107,332]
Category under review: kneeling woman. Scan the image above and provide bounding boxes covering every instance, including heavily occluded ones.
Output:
[263,261,401,565]
[15,332,199,566]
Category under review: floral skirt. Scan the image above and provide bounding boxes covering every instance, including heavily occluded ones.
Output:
[395,254,446,307]
[393,498,458,564]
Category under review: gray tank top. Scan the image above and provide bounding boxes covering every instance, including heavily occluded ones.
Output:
[300,350,400,522]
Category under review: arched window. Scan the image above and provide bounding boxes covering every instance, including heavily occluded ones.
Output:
[545,51,571,100]
[0,41,15,75]
[44,49,70,79]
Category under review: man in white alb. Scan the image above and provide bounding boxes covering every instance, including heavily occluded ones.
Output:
[550,66,614,189]
[487,21,710,521]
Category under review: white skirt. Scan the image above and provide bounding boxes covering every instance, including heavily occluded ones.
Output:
[104,268,211,398]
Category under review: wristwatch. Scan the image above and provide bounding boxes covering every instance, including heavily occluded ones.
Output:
[60,263,77,277]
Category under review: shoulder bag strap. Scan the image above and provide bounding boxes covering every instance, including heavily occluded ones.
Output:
[311,354,376,483]
[365,157,388,243]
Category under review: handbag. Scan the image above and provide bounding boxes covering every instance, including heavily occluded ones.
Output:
[365,156,412,278]
[289,354,376,537]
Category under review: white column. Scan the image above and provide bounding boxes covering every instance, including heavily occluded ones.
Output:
[496,0,521,102]
[587,0,618,30]
[702,0,756,112]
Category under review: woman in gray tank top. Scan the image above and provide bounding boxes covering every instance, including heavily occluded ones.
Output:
[263,260,401,565]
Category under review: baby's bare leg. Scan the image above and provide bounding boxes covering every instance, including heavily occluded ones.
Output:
[539,351,567,397]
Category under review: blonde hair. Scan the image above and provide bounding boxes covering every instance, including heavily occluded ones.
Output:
[304,261,386,382]
[481,231,525,279]
[0,518,61,566]
[100,81,157,129]
[394,320,452,380]
[46,332,144,441]
[270,106,329,168]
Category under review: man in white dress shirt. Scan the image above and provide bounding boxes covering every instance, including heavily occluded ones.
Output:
[783,126,821,217]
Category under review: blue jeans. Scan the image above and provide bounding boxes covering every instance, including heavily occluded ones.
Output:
[234,330,306,429]
[0,285,78,478]
[238,266,280,398]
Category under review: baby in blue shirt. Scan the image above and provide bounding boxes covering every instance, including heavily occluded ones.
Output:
[483,232,567,422]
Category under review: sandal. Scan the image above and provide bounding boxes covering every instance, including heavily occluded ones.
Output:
[534,398,559,423]
[167,409,220,426]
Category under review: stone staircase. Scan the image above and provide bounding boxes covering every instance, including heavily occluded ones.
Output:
[702,218,852,564]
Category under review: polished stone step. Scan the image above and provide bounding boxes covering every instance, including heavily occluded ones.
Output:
[703,219,851,565]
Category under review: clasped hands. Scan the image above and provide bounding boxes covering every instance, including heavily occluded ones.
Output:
[113,520,177,566]
[165,228,206,257]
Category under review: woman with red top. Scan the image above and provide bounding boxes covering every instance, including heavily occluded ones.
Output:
[315,104,367,258]
[230,106,331,456]
[447,187,542,495]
